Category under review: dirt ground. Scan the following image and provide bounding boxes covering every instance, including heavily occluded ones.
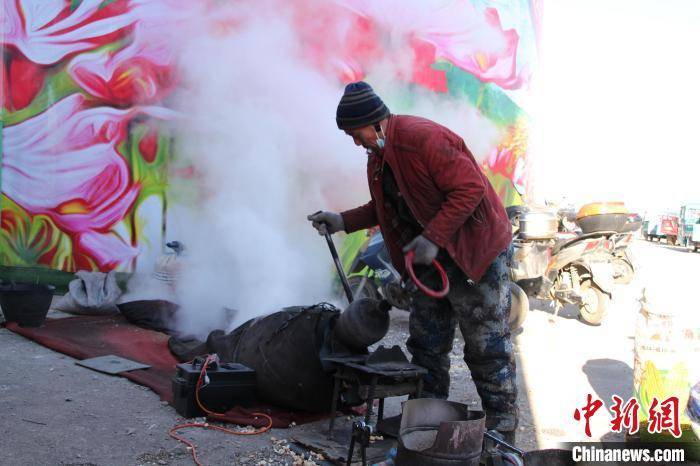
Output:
[0,236,696,465]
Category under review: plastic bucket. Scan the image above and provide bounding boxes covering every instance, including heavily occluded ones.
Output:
[0,283,55,327]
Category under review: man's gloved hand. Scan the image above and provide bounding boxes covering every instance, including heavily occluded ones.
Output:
[307,211,345,235]
[403,235,439,265]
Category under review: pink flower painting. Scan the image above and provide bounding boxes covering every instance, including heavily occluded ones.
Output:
[0,0,538,273]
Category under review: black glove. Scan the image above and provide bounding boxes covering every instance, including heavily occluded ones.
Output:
[402,235,439,265]
[307,211,345,235]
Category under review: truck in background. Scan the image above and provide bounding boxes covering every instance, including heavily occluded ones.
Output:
[642,213,679,245]
[679,204,700,251]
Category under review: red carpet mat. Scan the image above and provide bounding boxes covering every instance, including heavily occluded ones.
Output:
[4,315,178,401]
[3,315,331,428]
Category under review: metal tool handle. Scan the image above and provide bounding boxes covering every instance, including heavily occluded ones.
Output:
[324,230,355,303]
[311,210,354,303]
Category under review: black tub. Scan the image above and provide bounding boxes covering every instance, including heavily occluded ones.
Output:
[577,213,628,234]
[576,202,629,234]
[0,283,55,327]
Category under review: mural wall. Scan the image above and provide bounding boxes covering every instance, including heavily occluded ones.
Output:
[0,0,541,273]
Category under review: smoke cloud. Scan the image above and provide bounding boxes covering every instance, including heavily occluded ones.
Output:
[134,1,501,338]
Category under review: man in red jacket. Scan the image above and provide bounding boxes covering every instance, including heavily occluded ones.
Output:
[309,82,517,441]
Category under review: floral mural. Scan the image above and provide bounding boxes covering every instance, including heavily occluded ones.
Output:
[1,0,540,273]
[1,0,176,272]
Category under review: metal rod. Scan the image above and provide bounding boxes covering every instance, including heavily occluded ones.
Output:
[324,230,354,303]
[328,375,341,439]
[346,433,356,466]
[364,376,378,424]
[483,431,526,456]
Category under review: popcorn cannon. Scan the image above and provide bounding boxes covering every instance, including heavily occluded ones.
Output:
[194,297,426,421]
[163,297,576,465]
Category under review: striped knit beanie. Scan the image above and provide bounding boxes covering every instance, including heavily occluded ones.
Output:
[336,82,390,130]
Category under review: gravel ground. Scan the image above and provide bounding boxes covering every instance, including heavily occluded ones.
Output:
[1,235,697,464]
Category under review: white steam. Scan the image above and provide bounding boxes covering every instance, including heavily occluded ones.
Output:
[133,1,503,339]
[164,10,365,337]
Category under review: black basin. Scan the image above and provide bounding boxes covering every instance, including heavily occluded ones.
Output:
[0,283,55,327]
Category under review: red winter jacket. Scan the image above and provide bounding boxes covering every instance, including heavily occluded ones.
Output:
[341,114,511,282]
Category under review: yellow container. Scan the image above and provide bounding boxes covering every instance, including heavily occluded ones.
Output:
[576,201,628,219]
[576,202,629,233]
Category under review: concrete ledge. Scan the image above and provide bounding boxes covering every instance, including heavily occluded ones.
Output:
[0,266,131,294]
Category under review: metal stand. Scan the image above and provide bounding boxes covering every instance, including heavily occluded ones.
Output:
[324,346,427,440]
[346,420,372,466]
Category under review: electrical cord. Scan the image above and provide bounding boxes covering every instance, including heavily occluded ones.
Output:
[168,354,273,466]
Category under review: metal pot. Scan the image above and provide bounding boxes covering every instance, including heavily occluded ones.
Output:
[519,211,558,239]
[396,399,485,465]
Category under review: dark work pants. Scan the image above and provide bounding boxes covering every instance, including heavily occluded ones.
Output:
[406,248,518,432]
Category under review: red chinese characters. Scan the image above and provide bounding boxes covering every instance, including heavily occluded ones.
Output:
[648,396,682,438]
[574,394,604,438]
[610,395,640,435]
[574,394,682,439]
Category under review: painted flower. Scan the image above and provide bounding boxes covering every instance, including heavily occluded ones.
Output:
[425,6,525,89]
[339,0,527,90]
[289,2,383,83]
[1,0,142,65]
[75,230,139,270]
[2,93,175,268]
[67,26,176,106]
[483,118,530,201]
[137,122,160,164]
[3,93,131,233]
[0,196,74,270]
[1,51,46,111]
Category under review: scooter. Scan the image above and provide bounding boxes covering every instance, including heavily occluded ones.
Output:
[341,228,410,310]
[510,213,616,325]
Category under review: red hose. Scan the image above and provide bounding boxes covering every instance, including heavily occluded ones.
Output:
[404,251,450,298]
[168,355,273,466]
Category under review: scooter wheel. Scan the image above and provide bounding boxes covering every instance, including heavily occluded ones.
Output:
[347,275,380,301]
[578,281,609,326]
